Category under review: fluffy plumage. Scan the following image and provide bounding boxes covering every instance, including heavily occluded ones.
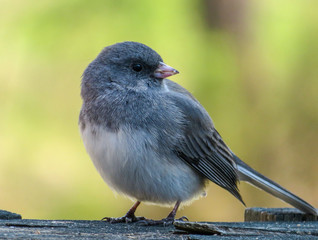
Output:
[79,41,317,223]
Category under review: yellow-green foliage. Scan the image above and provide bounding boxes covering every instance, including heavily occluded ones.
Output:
[0,0,317,221]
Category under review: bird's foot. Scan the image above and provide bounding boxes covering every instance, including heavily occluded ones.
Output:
[139,216,188,226]
[102,215,146,223]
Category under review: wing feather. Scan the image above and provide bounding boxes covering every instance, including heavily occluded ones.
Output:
[164,79,244,203]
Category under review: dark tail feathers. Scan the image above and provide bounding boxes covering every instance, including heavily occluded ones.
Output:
[234,155,317,216]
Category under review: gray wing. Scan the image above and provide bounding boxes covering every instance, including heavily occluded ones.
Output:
[164,79,244,204]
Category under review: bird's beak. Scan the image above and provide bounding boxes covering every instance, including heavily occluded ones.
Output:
[153,62,179,79]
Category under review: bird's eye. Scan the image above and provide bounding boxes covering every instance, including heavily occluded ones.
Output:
[131,63,143,72]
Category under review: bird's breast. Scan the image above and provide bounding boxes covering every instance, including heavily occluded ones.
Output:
[80,121,206,205]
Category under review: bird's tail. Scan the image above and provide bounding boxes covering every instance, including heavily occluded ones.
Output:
[233,155,317,215]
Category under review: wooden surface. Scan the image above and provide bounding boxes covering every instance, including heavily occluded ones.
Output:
[0,210,21,220]
[245,208,318,222]
[174,220,318,238]
[1,218,318,239]
[1,209,317,239]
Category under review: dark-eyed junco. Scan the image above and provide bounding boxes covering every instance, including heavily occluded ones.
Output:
[79,41,317,225]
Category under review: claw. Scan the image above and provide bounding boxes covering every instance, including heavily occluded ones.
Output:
[138,218,174,226]
[177,216,189,221]
[138,216,187,226]
[102,216,145,224]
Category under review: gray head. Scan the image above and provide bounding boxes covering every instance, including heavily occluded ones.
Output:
[81,41,179,100]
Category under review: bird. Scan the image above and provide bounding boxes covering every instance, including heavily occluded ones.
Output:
[79,41,317,225]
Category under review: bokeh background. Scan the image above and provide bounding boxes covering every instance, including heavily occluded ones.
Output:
[1,0,318,222]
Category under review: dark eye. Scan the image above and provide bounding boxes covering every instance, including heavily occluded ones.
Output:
[131,63,143,72]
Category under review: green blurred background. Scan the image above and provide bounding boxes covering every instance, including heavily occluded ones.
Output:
[1,0,318,222]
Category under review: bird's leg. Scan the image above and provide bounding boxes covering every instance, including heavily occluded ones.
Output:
[102,201,145,223]
[140,200,188,226]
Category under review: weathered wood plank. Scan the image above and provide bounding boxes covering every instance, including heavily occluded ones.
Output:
[174,220,318,237]
[0,219,180,240]
[245,208,318,222]
[0,210,21,220]
[1,208,318,239]
[1,218,318,239]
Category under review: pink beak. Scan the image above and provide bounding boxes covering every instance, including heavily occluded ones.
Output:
[153,62,179,79]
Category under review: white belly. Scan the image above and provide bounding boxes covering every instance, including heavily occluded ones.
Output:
[80,123,206,205]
